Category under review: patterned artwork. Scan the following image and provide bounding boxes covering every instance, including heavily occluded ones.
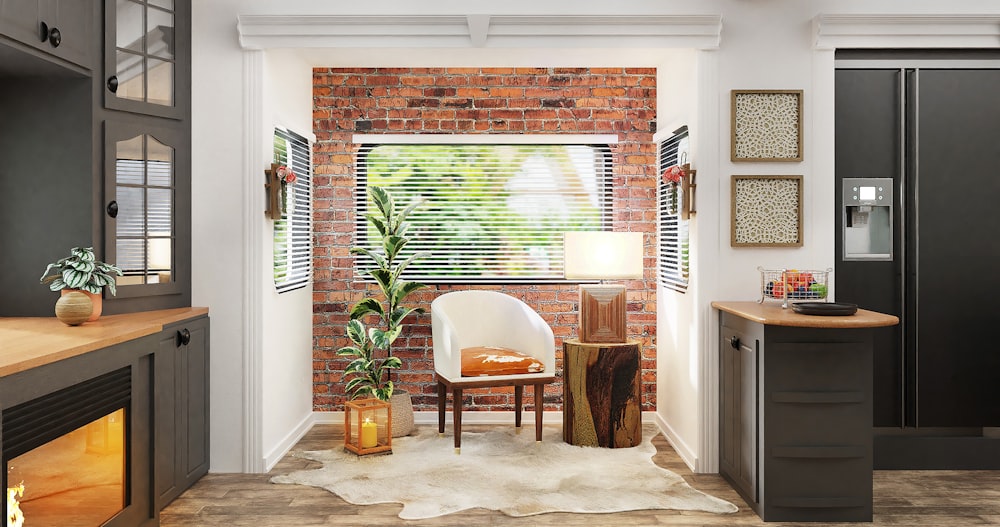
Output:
[731,90,802,162]
[731,175,802,247]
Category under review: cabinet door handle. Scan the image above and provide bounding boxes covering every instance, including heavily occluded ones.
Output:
[730,336,740,349]
[177,328,191,346]
[107,200,119,218]
[107,75,119,93]
[48,27,61,48]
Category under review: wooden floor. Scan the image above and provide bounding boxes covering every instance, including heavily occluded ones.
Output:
[161,424,1000,526]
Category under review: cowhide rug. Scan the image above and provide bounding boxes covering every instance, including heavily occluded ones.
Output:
[271,426,738,520]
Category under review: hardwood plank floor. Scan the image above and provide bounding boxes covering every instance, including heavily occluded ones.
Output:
[161,424,1000,526]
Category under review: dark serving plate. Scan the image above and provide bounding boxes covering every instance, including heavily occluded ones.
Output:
[791,302,858,316]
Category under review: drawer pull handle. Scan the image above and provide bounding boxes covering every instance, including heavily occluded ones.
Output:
[730,336,740,349]
[177,328,191,346]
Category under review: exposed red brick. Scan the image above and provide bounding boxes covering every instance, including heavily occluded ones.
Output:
[311,67,658,414]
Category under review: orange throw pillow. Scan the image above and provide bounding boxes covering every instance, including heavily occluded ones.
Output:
[460,346,544,377]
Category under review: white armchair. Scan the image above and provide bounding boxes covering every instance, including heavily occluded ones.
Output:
[431,290,556,452]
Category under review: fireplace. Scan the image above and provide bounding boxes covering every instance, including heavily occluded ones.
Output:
[3,368,132,527]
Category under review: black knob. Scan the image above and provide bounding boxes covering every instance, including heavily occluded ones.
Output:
[39,21,49,42]
[730,336,740,349]
[107,201,118,218]
[48,27,61,48]
[177,328,191,346]
[107,75,119,93]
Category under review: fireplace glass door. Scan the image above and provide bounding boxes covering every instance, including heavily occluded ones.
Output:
[7,409,126,527]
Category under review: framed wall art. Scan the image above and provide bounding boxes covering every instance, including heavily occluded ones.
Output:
[731,90,803,162]
[731,175,803,247]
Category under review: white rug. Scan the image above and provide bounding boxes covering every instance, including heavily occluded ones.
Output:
[271,426,738,520]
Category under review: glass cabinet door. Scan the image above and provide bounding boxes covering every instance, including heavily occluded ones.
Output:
[104,119,188,299]
[104,0,189,119]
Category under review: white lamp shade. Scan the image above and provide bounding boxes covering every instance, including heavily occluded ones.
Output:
[563,231,644,280]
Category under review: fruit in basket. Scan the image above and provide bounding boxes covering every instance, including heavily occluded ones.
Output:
[771,282,784,298]
[809,283,827,298]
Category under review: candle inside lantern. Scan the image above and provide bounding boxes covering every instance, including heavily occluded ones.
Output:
[361,418,377,448]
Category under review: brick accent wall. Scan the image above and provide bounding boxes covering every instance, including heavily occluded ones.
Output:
[311,67,658,413]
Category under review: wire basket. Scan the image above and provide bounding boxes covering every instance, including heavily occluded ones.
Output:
[758,267,832,308]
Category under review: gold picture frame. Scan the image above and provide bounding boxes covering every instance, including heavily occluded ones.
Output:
[731,175,803,247]
[731,90,803,162]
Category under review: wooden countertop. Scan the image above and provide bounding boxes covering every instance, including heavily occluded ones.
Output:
[0,307,208,378]
[712,301,898,328]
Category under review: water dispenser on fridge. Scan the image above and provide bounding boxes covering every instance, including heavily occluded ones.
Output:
[843,178,892,261]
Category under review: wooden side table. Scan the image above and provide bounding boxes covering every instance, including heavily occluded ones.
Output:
[562,339,641,447]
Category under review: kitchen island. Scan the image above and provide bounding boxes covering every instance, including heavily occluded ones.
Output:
[712,301,897,523]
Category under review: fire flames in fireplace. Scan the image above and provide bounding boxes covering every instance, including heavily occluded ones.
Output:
[5,409,125,527]
[6,482,23,527]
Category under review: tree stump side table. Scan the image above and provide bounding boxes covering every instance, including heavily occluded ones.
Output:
[562,339,641,448]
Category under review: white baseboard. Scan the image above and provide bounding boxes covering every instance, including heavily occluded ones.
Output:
[262,412,315,472]
[312,411,665,437]
[652,412,700,472]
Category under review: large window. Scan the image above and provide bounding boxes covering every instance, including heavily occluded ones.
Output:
[273,127,312,293]
[354,135,617,283]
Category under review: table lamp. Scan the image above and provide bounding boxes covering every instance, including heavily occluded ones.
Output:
[563,231,644,343]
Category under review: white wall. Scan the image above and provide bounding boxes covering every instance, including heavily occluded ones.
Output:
[192,0,247,473]
[260,50,316,470]
[192,0,999,473]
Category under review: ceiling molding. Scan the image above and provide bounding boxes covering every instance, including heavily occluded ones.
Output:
[237,14,722,50]
[814,14,1000,50]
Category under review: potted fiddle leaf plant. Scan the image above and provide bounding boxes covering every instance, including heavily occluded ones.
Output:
[40,246,123,323]
[339,186,427,436]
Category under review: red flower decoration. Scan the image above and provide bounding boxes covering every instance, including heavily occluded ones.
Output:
[662,165,684,184]
[276,165,296,184]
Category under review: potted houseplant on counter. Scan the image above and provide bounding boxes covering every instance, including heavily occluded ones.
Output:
[40,246,123,324]
[339,186,427,437]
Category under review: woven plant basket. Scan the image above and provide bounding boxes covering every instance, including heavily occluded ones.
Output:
[390,390,415,437]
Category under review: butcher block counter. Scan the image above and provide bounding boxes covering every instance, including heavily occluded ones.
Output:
[711,301,898,328]
[712,301,898,523]
[0,307,208,377]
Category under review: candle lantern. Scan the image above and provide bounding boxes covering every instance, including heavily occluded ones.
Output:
[344,398,392,456]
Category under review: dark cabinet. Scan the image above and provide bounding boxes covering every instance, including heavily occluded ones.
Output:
[0,0,94,69]
[154,315,209,510]
[103,115,191,309]
[103,0,190,119]
[719,320,757,504]
[99,0,191,314]
[718,310,875,523]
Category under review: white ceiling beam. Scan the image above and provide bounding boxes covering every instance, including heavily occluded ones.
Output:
[814,14,1000,49]
[237,14,722,50]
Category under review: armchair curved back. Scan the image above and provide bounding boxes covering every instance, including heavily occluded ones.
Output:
[431,290,556,381]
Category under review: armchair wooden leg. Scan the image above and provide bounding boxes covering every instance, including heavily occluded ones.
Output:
[453,388,463,453]
[534,383,544,443]
[514,385,523,432]
[437,381,446,437]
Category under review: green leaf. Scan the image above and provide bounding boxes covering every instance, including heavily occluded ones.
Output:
[383,235,408,260]
[370,326,402,349]
[68,259,96,273]
[337,346,363,357]
[349,298,384,320]
[71,247,96,262]
[344,358,373,374]
[391,281,427,308]
[48,278,66,291]
[346,319,367,346]
[381,356,402,370]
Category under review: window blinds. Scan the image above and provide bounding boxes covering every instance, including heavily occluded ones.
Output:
[354,141,615,283]
[658,126,689,292]
[273,127,312,293]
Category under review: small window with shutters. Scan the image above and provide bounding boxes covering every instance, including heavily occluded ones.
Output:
[658,126,690,292]
[273,127,312,293]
